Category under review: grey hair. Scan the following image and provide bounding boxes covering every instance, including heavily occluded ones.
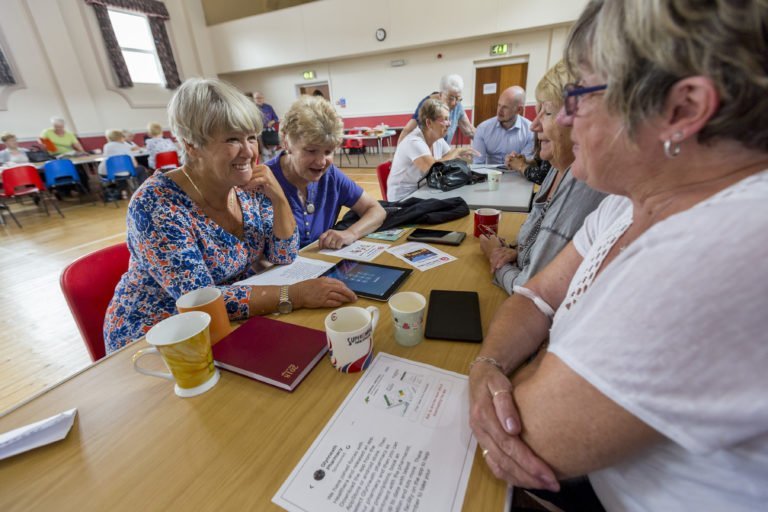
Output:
[168,78,263,161]
[565,0,768,150]
[280,95,344,148]
[417,99,449,131]
[440,74,464,93]
[50,116,65,125]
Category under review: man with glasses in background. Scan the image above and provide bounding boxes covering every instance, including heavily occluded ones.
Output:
[397,74,476,145]
[473,86,535,165]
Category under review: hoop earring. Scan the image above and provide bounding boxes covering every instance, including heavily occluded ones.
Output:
[663,131,683,159]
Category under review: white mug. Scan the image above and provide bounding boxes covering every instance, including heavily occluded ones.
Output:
[388,292,427,347]
[325,306,379,373]
[487,170,502,191]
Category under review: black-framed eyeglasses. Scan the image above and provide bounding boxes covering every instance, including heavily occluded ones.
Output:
[563,83,607,115]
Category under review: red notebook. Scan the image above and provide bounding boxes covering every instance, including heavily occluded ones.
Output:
[212,315,328,392]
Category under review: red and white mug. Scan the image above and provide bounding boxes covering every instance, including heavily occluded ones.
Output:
[474,208,501,237]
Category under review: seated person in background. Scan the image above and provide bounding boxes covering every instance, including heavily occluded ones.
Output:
[470,1,768,510]
[98,130,149,188]
[0,132,30,166]
[39,117,85,156]
[472,86,535,165]
[505,138,552,185]
[267,95,385,249]
[479,60,606,294]
[397,74,476,145]
[104,78,356,353]
[145,122,180,170]
[387,99,479,202]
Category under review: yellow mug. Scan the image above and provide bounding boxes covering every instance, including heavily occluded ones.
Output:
[176,287,232,345]
[132,311,220,398]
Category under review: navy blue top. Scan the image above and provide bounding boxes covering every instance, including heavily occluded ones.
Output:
[267,152,363,247]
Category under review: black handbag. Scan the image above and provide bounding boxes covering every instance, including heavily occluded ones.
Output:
[26,145,54,163]
[418,158,485,192]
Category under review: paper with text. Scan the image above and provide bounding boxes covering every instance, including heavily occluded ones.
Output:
[319,240,390,262]
[234,256,334,287]
[273,353,477,512]
[386,242,457,271]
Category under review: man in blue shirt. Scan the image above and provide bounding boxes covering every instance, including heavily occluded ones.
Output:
[472,86,535,165]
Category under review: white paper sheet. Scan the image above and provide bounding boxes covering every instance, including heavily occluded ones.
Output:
[234,256,334,287]
[0,408,78,460]
[273,353,477,512]
[386,242,457,271]
[319,240,389,262]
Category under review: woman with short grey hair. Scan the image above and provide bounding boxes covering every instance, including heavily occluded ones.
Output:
[267,95,385,249]
[469,1,768,510]
[397,73,476,144]
[104,78,356,353]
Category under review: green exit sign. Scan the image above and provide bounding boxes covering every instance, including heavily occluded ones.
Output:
[490,44,508,56]
[303,70,316,80]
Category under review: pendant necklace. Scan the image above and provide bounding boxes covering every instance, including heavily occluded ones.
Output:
[305,184,316,214]
[181,166,235,213]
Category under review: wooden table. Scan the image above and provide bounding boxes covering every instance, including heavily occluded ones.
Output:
[406,170,534,213]
[0,213,525,512]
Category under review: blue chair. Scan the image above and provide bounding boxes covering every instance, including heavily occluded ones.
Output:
[101,155,137,207]
[43,159,91,203]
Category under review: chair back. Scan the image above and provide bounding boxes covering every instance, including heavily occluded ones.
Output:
[376,161,392,201]
[154,151,179,170]
[60,242,130,361]
[1,165,45,197]
[43,159,80,188]
[105,155,136,181]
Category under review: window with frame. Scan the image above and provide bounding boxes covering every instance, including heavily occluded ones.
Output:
[107,9,163,85]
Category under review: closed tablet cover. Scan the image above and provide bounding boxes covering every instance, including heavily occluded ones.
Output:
[424,290,483,342]
[212,316,328,392]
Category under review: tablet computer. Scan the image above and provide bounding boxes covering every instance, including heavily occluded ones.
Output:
[320,259,412,301]
[424,290,483,342]
[406,228,466,246]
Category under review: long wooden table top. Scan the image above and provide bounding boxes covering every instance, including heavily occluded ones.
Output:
[0,212,524,512]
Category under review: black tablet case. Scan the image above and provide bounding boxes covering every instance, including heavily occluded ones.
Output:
[424,290,483,342]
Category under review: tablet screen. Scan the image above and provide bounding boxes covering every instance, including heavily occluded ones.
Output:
[321,260,412,301]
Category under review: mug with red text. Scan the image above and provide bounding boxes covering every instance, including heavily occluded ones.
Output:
[474,208,501,237]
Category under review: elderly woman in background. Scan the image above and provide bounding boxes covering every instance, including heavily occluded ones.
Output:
[397,74,476,145]
[267,95,385,249]
[469,1,768,510]
[145,122,180,170]
[0,132,30,166]
[479,60,605,294]
[104,79,356,353]
[387,99,479,202]
[98,129,140,176]
[39,117,85,156]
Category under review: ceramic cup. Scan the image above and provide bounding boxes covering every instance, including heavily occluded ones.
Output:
[474,208,501,237]
[176,287,232,345]
[388,292,427,347]
[132,311,220,398]
[325,306,379,373]
[487,170,502,191]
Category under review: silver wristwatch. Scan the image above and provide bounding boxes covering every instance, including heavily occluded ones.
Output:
[278,285,293,314]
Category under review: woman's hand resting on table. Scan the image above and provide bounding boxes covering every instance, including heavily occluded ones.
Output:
[480,234,518,273]
[469,362,559,491]
[318,229,357,250]
[290,277,357,308]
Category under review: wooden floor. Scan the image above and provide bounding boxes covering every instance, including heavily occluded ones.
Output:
[0,166,383,414]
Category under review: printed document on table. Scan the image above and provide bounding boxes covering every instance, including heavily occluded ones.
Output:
[319,240,389,262]
[386,242,457,271]
[273,353,477,512]
[234,256,333,286]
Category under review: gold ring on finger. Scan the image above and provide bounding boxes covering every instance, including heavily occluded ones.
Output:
[481,448,489,458]
[492,389,512,398]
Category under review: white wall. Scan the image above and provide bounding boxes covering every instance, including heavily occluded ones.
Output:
[208,0,587,74]
[0,0,216,140]
[220,25,573,121]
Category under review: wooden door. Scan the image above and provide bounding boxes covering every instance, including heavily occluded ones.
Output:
[473,63,528,126]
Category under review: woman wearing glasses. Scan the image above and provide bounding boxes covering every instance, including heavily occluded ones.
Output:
[470,1,768,510]
[387,99,478,202]
[478,60,606,295]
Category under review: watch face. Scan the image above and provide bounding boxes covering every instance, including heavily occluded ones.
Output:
[278,300,293,314]
[376,28,386,41]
